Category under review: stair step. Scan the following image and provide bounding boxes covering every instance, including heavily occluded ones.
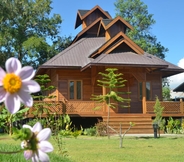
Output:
[102,115,154,134]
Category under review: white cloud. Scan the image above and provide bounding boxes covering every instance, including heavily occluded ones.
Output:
[168,58,184,89]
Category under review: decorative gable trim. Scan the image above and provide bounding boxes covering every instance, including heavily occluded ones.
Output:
[90,31,144,58]
[101,16,133,31]
[72,17,103,44]
[75,5,112,29]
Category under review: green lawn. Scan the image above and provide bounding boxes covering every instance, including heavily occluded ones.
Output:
[1,134,184,162]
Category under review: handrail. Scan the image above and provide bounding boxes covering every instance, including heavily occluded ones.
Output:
[28,101,104,116]
[146,101,183,114]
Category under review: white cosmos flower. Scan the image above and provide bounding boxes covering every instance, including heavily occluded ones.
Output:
[0,57,40,114]
[22,122,53,162]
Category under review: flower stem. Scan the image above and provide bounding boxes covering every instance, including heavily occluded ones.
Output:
[0,149,23,154]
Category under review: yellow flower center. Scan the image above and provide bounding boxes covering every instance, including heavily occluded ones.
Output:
[3,73,22,94]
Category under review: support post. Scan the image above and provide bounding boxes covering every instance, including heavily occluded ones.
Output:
[142,81,146,114]
[180,99,183,114]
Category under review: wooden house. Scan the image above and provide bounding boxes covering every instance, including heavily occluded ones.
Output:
[33,6,184,133]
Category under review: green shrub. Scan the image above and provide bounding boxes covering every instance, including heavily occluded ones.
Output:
[83,127,96,136]
[166,117,181,134]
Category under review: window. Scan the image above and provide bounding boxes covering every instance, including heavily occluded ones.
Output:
[69,80,82,100]
[146,82,151,100]
[139,82,143,100]
[139,82,151,100]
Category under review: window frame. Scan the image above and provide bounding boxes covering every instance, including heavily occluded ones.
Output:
[68,80,82,100]
[138,81,152,101]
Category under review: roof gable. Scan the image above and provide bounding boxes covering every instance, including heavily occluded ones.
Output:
[90,31,144,58]
[75,5,111,29]
[173,82,184,92]
[37,5,184,78]
[100,16,133,31]
[72,17,103,44]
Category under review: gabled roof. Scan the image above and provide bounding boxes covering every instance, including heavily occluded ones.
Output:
[90,31,144,57]
[173,82,184,92]
[38,37,184,77]
[72,17,103,44]
[75,5,111,29]
[39,37,106,69]
[99,16,133,31]
[82,52,168,70]
[37,5,184,78]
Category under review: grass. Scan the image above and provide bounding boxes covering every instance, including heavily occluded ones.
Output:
[1,134,184,162]
[64,135,184,162]
[0,134,72,162]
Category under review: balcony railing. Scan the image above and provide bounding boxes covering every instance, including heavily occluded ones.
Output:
[27,101,104,117]
[26,100,184,117]
[146,100,184,114]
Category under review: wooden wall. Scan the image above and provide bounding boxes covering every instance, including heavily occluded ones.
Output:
[43,67,163,114]
[147,72,162,100]
[57,68,93,101]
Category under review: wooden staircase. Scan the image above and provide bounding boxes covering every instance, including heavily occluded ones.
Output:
[102,114,154,134]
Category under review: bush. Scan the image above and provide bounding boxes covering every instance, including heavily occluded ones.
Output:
[166,117,181,134]
[83,127,96,136]
[95,121,107,136]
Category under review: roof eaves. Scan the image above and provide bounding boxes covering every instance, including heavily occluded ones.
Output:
[81,62,168,71]
[39,65,81,69]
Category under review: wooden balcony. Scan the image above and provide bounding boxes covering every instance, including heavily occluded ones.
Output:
[27,100,184,118]
[145,100,184,116]
[27,101,104,117]
[26,100,184,134]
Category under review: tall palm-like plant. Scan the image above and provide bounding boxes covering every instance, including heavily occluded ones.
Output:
[91,68,131,138]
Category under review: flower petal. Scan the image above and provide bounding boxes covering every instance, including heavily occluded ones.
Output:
[18,66,35,81]
[32,122,42,133]
[24,150,33,160]
[18,90,33,107]
[0,87,7,102]
[38,150,50,162]
[6,57,21,74]
[22,80,40,93]
[5,93,20,114]
[23,124,33,131]
[39,141,54,153]
[0,67,6,86]
[37,128,51,141]
[32,153,39,162]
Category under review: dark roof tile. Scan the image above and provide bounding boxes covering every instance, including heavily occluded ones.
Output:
[90,52,169,67]
[102,19,113,26]
[42,37,106,67]
[78,10,89,17]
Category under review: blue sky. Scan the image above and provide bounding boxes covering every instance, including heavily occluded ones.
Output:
[51,0,184,89]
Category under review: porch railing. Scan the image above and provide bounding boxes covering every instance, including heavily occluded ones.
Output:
[27,101,104,117]
[146,100,184,114]
[27,100,184,117]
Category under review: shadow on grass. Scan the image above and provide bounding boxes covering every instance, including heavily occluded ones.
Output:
[134,136,168,140]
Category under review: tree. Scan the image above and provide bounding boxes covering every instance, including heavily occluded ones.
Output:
[91,68,131,138]
[153,96,165,137]
[162,86,171,101]
[0,0,72,69]
[114,0,168,59]
[32,74,56,119]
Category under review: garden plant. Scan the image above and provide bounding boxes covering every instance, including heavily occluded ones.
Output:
[0,57,53,161]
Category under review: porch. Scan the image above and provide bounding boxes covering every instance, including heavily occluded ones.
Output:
[27,100,184,117]
[26,100,184,134]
